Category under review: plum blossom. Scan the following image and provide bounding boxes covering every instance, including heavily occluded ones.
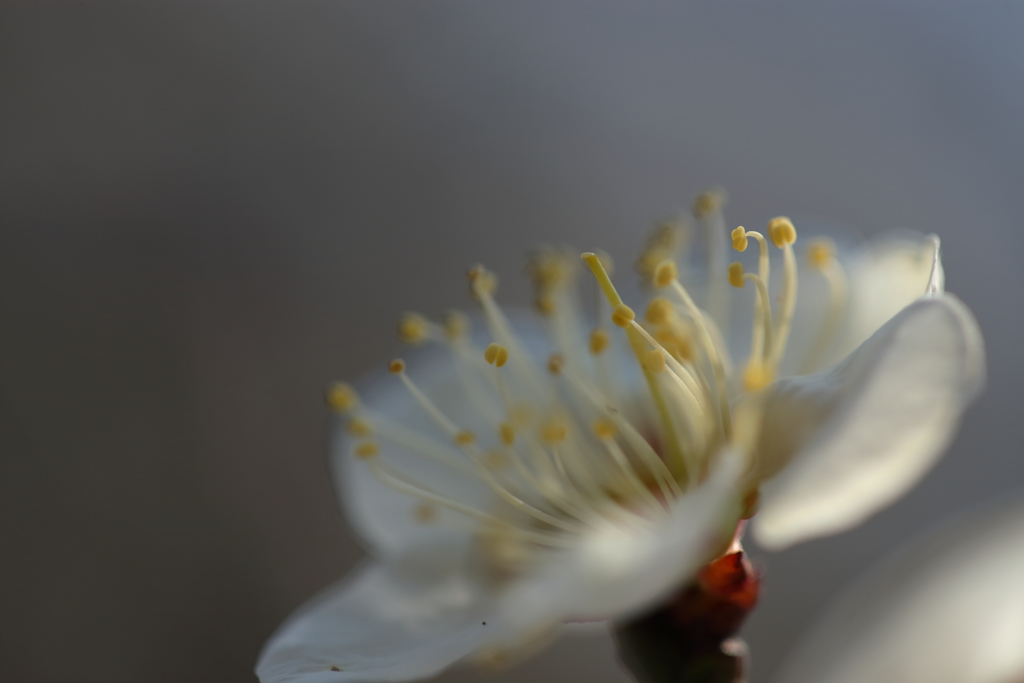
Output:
[257,190,984,682]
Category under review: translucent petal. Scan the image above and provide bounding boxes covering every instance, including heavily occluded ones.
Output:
[821,231,942,367]
[752,294,985,550]
[256,541,498,683]
[495,452,744,630]
[333,349,501,556]
[774,498,1024,683]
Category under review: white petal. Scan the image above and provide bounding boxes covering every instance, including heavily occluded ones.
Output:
[824,231,942,365]
[753,294,985,550]
[496,451,744,630]
[333,350,500,556]
[774,498,1024,683]
[256,541,496,683]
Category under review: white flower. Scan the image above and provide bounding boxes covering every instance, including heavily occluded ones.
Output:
[772,497,1024,683]
[257,191,984,682]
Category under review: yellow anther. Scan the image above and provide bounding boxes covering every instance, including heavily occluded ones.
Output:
[498,422,515,446]
[325,382,359,413]
[540,420,567,443]
[526,247,576,295]
[676,334,695,361]
[534,294,555,316]
[692,187,726,218]
[454,430,476,446]
[442,310,469,340]
[589,328,610,355]
[652,259,678,289]
[547,353,564,374]
[731,226,749,252]
[611,304,636,328]
[647,219,690,253]
[646,348,667,373]
[635,220,689,284]
[806,237,836,271]
[728,262,746,288]
[346,417,373,437]
[654,328,695,363]
[743,362,775,392]
[646,297,674,326]
[397,313,430,345]
[592,418,617,440]
[389,359,406,374]
[768,217,797,248]
[414,502,437,523]
[484,343,508,367]
[354,441,379,459]
[634,250,664,284]
[467,264,497,299]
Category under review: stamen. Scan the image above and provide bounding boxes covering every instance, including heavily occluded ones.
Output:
[484,342,509,368]
[547,353,564,375]
[594,421,666,513]
[659,259,732,437]
[592,418,616,440]
[728,262,745,288]
[627,321,705,414]
[653,260,678,289]
[552,363,681,500]
[732,226,770,284]
[646,348,668,373]
[354,440,379,458]
[646,297,674,326]
[731,227,773,381]
[743,362,773,392]
[768,216,797,248]
[325,382,359,414]
[800,237,849,373]
[634,220,688,287]
[499,422,516,446]
[589,329,610,355]
[362,451,574,547]
[397,313,431,345]
[731,226,748,252]
[692,188,729,331]
[393,363,462,436]
[468,264,548,400]
[728,262,774,369]
[442,310,470,341]
[540,420,567,443]
[467,265,498,299]
[767,217,799,368]
[581,252,688,476]
[346,417,373,437]
[611,304,635,328]
[391,360,593,532]
[358,407,477,475]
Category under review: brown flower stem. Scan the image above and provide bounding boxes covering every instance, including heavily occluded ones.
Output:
[613,549,760,683]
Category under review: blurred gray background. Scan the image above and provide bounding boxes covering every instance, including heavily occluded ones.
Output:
[2,2,1022,682]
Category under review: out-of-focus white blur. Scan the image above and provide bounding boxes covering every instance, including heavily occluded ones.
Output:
[774,496,1024,683]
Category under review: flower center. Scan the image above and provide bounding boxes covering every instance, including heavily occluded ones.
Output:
[327,191,849,568]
